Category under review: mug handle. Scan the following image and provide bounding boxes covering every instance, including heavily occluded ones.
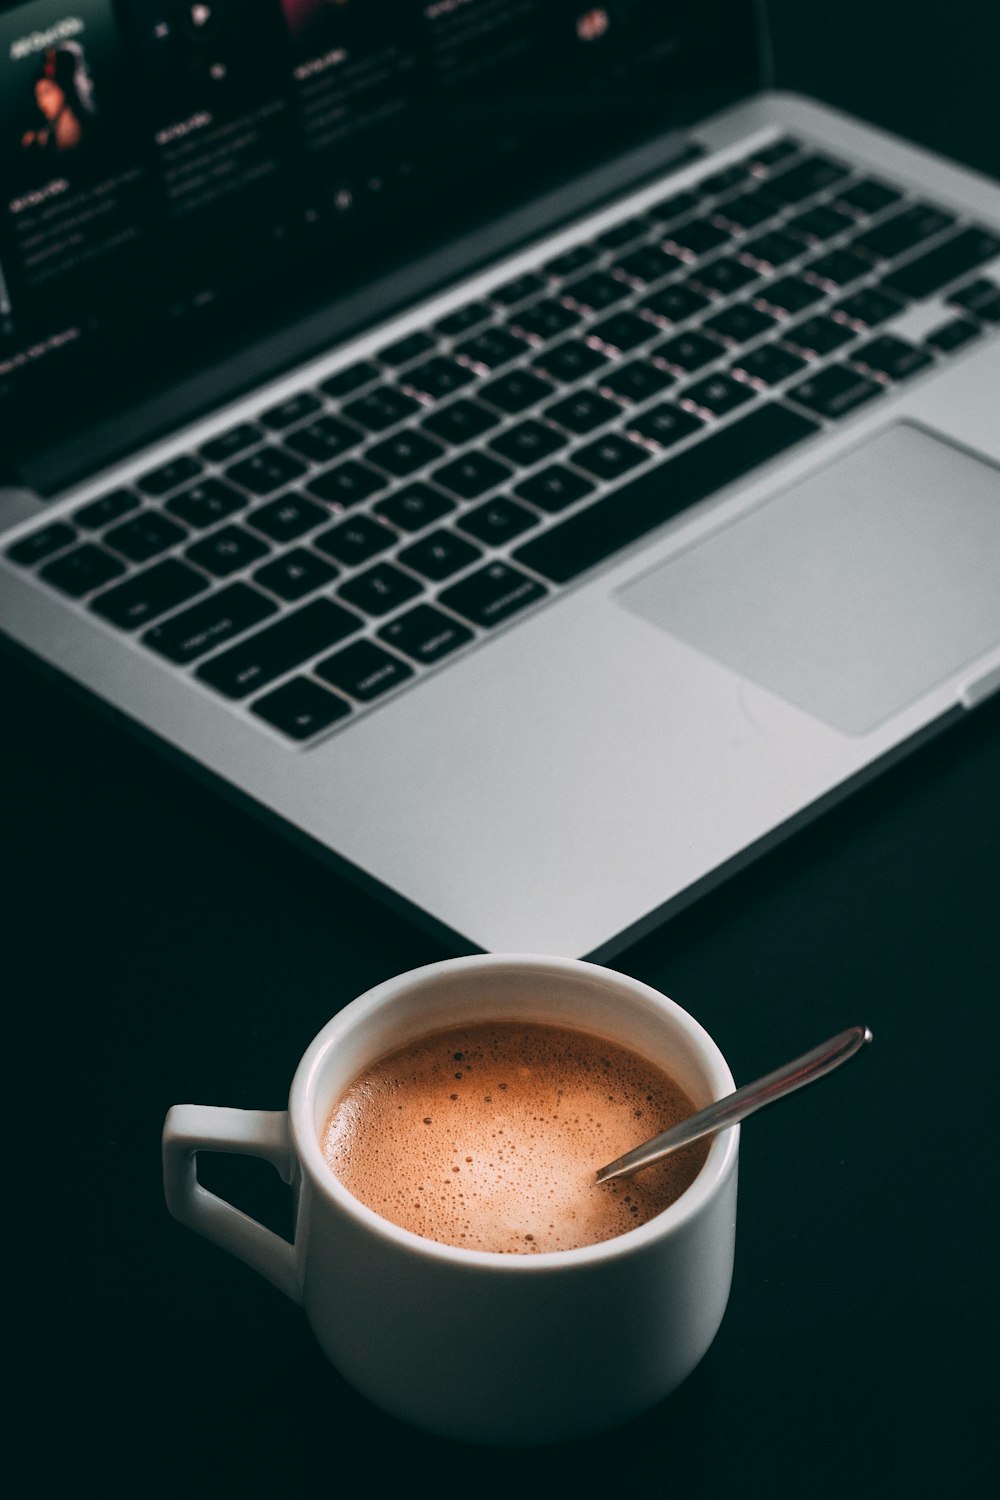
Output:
[162,1105,301,1303]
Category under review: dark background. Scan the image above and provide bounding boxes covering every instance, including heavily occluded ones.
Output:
[5,3,999,1495]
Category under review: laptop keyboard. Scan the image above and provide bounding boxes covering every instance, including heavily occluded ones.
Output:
[8,136,1000,742]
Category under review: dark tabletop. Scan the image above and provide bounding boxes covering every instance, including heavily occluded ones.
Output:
[6,5,999,1495]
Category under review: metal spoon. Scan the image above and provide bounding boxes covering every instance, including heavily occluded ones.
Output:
[596,1024,872,1183]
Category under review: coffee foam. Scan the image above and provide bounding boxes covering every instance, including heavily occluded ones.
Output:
[321,1021,708,1254]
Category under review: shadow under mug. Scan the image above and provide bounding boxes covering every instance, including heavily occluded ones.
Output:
[163,954,738,1445]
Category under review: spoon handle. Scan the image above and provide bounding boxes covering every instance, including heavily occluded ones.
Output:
[596,1024,872,1184]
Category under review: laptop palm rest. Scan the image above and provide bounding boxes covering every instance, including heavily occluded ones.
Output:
[619,422,1000,736]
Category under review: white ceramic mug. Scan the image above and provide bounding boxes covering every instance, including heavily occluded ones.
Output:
[162,954,739,1445]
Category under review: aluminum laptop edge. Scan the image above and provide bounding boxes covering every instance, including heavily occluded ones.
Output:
[2,17,999,958]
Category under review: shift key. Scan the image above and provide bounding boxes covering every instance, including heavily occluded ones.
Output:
[196,598,362,698]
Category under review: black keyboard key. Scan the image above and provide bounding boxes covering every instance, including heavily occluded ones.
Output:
[949,279,1000,321]
[166,477,246,528]
[252,677,351,739]
[639,282,711,325]
[306,459,388,507]
[491,271,549,306]
[613,244,683,285]
[747,138,800,171]
[38,543,127,597]
[378,603,473,664]
[374,483,455,532]
[514,465,595,513]
[543,243,600,278]
[561,271,629,313]
[785,206,856,249]
[432,450,512,499]
[457,497,539,546]
[600,359,675,403]
[740,230,803,269]
[788,365,883,418]
[338,561,422,617]
[422,397,501,443]
[366,430,446,476]
[681,373,755,418]
[403,356,475,401]
[439,562,547,629]
[926,318,981,353]
[700,163,752,196]
[398,528,482,580]
[514,404,819,584]
[663,217,731,258]
[853,204,956,261]
[74,490,139,530]
[756,276,825,317]
[435,301,492,337]
[781,315,856,357]
[572,432,648,480]
[246,493,328,542]
[731,343,808,387]
[627,403,704,449]
[882,227,1000,300]
[316,639,414,701]
[320,361,380,398]
[713,191,776,230]
[253,548,338,601]
[704,302,777,345]
[532,339,609,383]
[377,330,437,367]
[342,386,421,433]
[544,390,622,435]
[653,329,724,373]
[7,521,76,565]
[832,285,906,330]
[588,310,653,352]
[758,154,850,204]
[137,455,203,497]
[510,299,581,340]
[284,415,364,464]
[851,335,934,382]
[259,391,323,430]
[802,247,871,289]
[488,419,566,466]
[478,370,553,415]
[596,215,650,250]
[105,511,188,563]
[197,599,361,698]
[90,559,207,629]
[186,525,270,578]
[833,178,903,218]
[647,190,702,224]
[143,583,277,663]
[454,326,530,370]
[314,513,396,565]
[200,422,264,464]
[226,447,308,496]
[691,256,759,296]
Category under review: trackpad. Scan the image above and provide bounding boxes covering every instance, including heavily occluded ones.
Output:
[619,423,1000,735]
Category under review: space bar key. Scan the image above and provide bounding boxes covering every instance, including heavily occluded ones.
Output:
[513,403,820,585]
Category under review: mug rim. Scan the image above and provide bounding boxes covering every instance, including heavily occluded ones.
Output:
[289,953,739,1270]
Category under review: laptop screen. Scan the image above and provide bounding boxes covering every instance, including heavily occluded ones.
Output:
[0,0,757,481]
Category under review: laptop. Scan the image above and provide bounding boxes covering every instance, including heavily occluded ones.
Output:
[3,1,1000,959]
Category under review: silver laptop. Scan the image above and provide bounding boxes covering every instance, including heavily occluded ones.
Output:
[3,1,1000,959]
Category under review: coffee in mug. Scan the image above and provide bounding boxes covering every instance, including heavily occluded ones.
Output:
[323,1019,709,1253]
